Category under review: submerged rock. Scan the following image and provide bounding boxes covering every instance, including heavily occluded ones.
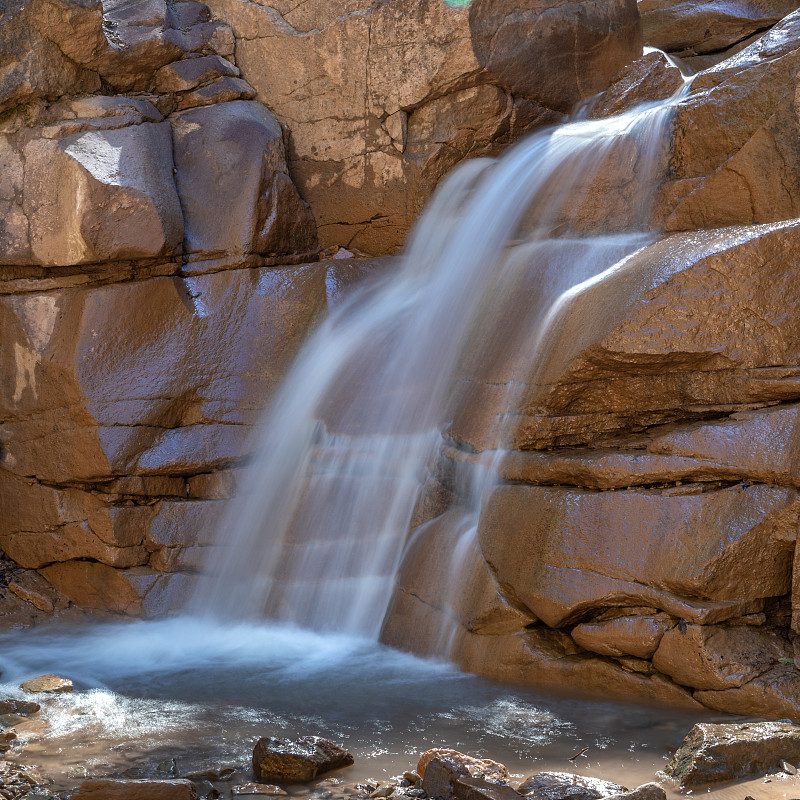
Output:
[252,737,354,783]
[231,785,288,797]
[0,699,39,715]
[19,675,72,694]
[664,721,800,787]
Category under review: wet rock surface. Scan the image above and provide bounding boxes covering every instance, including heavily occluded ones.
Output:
[664,721,800,787]
[252,738,354,783]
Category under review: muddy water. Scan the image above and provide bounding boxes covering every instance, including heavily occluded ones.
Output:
[0,619,797,800]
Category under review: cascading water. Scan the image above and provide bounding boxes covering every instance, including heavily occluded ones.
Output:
[197,72,692,642]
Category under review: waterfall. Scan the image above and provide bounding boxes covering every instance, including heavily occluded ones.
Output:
[196,75,691,642]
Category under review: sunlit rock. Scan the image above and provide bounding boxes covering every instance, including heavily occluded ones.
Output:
[418,749,510,800]
[664,721,800,787]
[516,772,626,800]
[203,0,641,253]
[19,674,72,693]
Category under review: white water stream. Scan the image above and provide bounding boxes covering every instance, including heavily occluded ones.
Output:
[196,80,690,641]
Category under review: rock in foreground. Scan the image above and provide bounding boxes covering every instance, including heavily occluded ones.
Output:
[71,778,198,800]
[252,737,354,783]
[418,749,510,800]
[664,721,800,787]
[518,773,626,800]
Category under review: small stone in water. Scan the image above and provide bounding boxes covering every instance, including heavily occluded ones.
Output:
[0,716,25,728]
[185,767,236,781]
[404,774,421,785]
[0,700,39,717]
[232,784,289,796]
[782,761,798,775]
[19,676,72,694]
[371,783,395,798]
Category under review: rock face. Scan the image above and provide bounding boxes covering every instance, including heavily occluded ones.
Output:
[71,778,198,800]
[0,0,350,621]
[204,0,641,253]
[664,721,800,787]
[381,13,800,716]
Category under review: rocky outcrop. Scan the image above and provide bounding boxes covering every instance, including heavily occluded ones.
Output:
[0,0,346,620]
[383,224,800,714]
[203,0,641,253]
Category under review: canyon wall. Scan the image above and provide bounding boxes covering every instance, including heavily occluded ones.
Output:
[5,0,800,724]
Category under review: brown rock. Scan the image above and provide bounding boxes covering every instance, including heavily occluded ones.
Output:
[694,663,800,719]
[602,786,665,800]
[590,51,686,119]
[0,698,39,715]
[468,0,642,113]
[656,12,800,231]
[206,0,641,253]
[37,562,185,615]
[6,568,69,612]
[175,75,256,110]
[252,737,354,783]
[454,777,524,800]
[20,674,72,693]
[170,100,317,268]
[517,773,626,800]
[155,54,239,93]
[664,721,800,787]
[571,614,675,659]
[418,750,510,800]
[652,623,790,690]
[640,0,800,55]
[71,778,198,800]
[477,483,790,628]
[3,119,183,267]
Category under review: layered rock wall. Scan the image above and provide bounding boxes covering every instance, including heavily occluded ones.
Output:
[382,9,800,721]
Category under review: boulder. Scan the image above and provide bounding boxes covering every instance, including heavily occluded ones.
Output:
[467,0,641,112]
[418,750,510,800]
[204,0,641,253]
[3,118,183,267]
[639,0,800,55]
[0,699,39,715]
[19,674,72,693]
[517,773,626,800]
[601,787,664,800]
[478,482,795,628]
[570,613,675,659]
[652,623,791,690]
[252,737,354,783]
[454,778,524,800]
[664,721,800,787]
[71,778,198,800]
[170,100,318,270]
[656,12,800,231]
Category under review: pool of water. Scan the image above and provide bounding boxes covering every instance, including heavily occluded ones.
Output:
[0,618,796,800]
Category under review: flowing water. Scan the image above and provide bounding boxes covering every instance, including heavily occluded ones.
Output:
[196,79,691,642]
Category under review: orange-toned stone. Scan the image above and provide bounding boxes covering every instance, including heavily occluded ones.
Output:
[477,483,792,628]
[652,623,790,690]
[571,614,675,659]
